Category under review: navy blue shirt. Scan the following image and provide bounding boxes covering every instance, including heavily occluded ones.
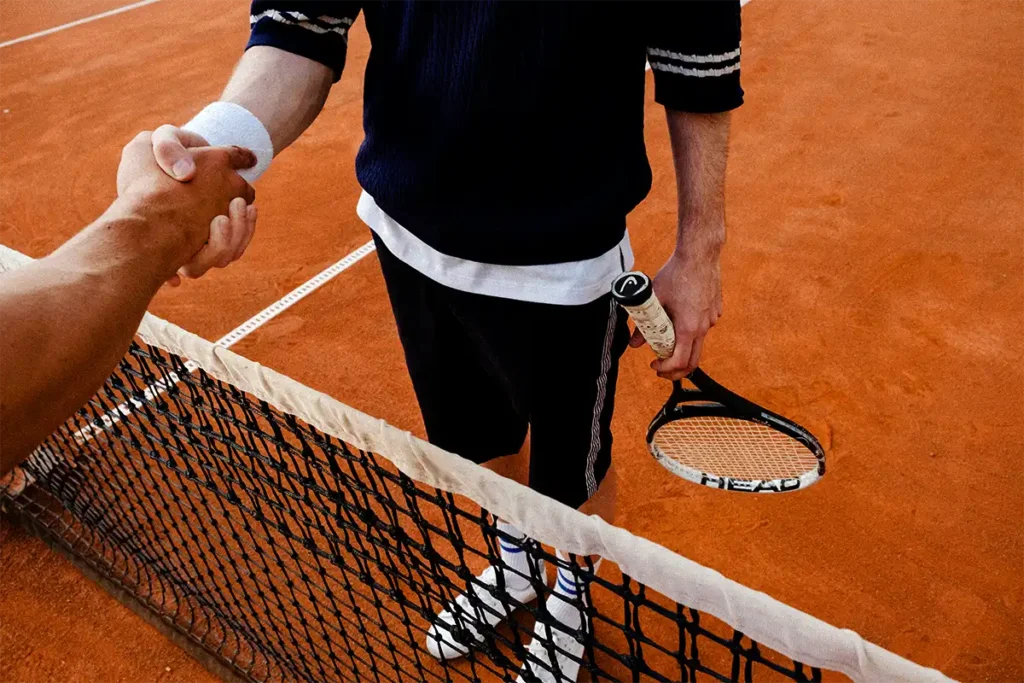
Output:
[249,1,743,265]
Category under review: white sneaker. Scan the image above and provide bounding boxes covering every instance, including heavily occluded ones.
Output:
[425,561,546,660]
[515,613,587,683]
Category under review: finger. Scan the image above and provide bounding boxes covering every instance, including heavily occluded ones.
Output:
[180,215,232,278]
[223,145,257,171]
[165,274,182,288]
[233,204,257,262]
[654,332,693,376]
[657,368,690,381]
[628,326,647,349]
[685,335,705,374]
[226,197,248,263]
[209,212,235,268]
[239,179,256,205]
[178,248,208,280]
[152,125,207,181]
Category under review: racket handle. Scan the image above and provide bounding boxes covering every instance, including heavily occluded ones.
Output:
[610,271,676,359]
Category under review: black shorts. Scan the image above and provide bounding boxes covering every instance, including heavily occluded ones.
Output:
[374,234,631,509]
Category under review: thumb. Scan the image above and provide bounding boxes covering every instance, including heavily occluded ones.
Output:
[628,326,647,349]
[152,124,208,182]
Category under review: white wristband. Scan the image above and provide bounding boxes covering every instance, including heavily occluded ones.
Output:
[182,102,274,183]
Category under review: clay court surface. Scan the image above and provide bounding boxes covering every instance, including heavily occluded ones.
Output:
[0,1,1021,681]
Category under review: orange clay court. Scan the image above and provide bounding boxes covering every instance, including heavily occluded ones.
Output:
[0,1,1021,682]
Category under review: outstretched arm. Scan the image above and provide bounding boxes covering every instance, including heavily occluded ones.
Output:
[155,45,336,182]
[147,2,360,282]
[153,0,362,182]
[0,137,255,472]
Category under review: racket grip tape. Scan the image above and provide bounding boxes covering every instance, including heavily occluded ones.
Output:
[610,271,676,359]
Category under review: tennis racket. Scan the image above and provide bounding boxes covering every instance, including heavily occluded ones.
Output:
[611,271,826,493]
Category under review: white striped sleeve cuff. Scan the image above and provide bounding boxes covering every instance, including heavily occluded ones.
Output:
[246,1,362,82]
[646,1,744,112]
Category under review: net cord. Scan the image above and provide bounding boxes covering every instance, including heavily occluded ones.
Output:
[0,243,954,683]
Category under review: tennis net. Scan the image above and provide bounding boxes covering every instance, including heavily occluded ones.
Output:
[0,246,952,683]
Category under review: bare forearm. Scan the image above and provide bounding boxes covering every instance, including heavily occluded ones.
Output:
[666,109,731,258]
[0,203,187,471]
[221,46,334,153]
[644,110,730,378]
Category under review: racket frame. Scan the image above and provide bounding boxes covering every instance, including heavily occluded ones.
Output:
[610,269,827,494]
[647,369,826,493]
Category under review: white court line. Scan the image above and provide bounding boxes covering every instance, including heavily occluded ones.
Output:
[70,239,378,443]
[0,0,162,49]
[213,240,376,349]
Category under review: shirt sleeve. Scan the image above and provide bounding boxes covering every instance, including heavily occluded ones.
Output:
[646,1,744,113]
[246,1,362,82]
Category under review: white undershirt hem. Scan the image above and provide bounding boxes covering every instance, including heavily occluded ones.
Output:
[357,192,633,306]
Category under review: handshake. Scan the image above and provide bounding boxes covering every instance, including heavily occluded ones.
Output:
[114,125,259,286]
[0,124,264,469]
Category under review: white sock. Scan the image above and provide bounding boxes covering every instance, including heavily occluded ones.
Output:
[546,556,601,632]
[546,564,585,632]
[496,520,534,591]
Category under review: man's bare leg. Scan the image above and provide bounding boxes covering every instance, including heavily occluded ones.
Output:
[482,433,617,525]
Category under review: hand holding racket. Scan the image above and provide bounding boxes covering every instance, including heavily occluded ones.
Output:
[611,272,826,493]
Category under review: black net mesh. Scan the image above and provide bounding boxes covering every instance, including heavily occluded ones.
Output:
[1,340,833,683]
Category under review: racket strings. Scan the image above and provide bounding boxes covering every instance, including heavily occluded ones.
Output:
[652,416,818,480]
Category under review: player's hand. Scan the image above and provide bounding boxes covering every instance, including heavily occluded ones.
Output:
[115,131,257,282]
[630,249,723,379]
[149,124,258,286]
[174,197,257,284]
[151,124,209,181]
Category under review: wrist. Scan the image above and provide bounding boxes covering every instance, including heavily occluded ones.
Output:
[673,219,725,262]
[183,102,273,183]
[103,197,203,276]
